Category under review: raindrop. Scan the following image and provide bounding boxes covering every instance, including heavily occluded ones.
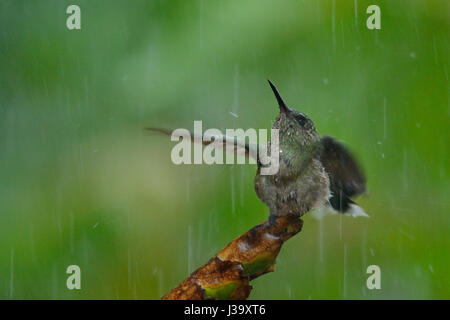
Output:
[188,225,193,274]
[229,111,239,118]
[9,248,14,299]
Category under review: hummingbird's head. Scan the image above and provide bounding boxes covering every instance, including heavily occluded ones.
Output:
[267,80,318,148]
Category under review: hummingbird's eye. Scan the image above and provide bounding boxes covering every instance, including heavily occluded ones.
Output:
[294,114,307,126]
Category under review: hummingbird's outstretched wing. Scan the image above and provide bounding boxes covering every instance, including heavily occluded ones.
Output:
[320,135,367,215]
[145,127,263,163]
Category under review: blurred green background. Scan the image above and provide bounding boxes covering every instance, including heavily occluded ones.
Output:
[0,0,448,299]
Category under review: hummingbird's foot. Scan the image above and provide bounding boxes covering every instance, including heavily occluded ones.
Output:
[265,214,303,241]
[267,214,279,226]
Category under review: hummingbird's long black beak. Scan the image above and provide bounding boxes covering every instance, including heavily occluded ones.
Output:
[268,80,290,114]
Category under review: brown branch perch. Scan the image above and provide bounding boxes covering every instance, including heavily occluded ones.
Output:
[162,215,303,300]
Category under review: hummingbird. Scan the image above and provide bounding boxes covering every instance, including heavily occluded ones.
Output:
[146,80,368,220]
[254,80,367,219]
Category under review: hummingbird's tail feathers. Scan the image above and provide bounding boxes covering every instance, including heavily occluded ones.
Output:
[311,202,369,220]
[327,190,369,217]
[144,127,263,164]
[319,135,368,217]
[345,203,369,218]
